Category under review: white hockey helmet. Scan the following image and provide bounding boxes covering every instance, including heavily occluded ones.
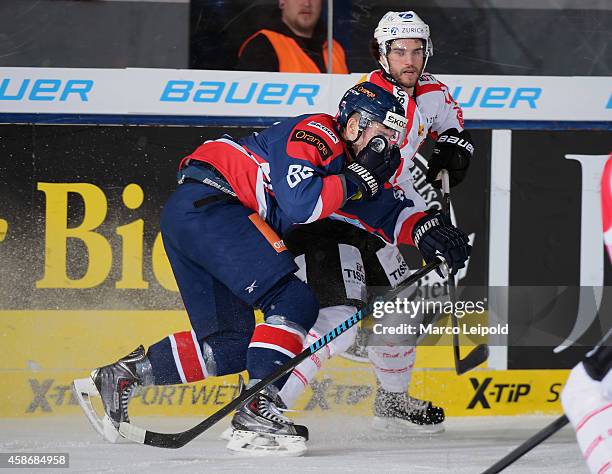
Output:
[374,11,433,74]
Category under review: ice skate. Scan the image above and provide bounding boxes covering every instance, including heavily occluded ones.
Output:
[219,374,244,441]
[73,345,151,443]
[372,386,445,434]
[227,385,308,456]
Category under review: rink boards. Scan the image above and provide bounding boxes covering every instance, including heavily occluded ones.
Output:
[1,310,568,418]
[0,69,610,420]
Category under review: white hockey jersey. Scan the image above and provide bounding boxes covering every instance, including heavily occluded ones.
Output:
[363,69,465,195]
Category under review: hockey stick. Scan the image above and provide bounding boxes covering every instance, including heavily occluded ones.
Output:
[439,170,489,374]
[483,327,612,472]
[481,415,569,473]
[119,258,443,449]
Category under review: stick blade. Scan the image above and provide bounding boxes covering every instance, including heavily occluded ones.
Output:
[457,344,489,375]
[119,422,188,449]
[119,422,146,444]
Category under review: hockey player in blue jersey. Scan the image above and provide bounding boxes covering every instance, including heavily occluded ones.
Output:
[275,10,475,436]
[73,81,471,456]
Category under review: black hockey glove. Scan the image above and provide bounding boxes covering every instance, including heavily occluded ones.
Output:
[583,343,612,382]
[344,136,401,200]
[412,211,471,275]
[426,129,474,188]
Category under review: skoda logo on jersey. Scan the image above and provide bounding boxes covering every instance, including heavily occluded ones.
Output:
[398,12,414,20]
[307,121,339,144]
[383,111,407,131]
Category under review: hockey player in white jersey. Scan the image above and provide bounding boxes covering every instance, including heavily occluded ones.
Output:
[561,338,612,473]
[276,10,475,434]
[560,155,612,473]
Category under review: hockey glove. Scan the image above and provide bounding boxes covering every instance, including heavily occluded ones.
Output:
[412,211,471,275]
[344,136,401,200]
[426,129,474,188]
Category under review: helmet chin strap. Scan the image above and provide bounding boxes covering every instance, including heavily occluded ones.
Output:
[379,51,391,75]
[380,64,398,86]
[347,129,363,151]
[421,54,430,75]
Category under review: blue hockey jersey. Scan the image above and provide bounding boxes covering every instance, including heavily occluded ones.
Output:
[180,113,426,246]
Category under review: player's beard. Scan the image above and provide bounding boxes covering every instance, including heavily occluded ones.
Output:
[391,67,420,90]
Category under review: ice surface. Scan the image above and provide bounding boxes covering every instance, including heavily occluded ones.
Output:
[0,415,587,473]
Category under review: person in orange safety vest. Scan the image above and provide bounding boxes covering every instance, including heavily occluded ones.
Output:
[236,0,349,74]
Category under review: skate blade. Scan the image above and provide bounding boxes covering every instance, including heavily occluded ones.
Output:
[372,416,445,435]
[226,430,307,457]
[72,376,127,444]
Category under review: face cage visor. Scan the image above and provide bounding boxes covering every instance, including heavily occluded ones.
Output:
[358,110,407,147]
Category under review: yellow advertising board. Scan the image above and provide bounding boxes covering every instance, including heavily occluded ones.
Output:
[0,311,568,419]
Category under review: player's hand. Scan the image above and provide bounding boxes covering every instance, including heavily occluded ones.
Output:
[426,129,474,188]
[344,136,401,200]
[412,211,471,275]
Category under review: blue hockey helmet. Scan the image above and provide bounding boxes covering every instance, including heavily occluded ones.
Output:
[336,82,407,146]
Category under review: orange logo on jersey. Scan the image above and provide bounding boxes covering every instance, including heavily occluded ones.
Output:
[418,124,425,137]
[290,129,332,160]
[248,213,287,253]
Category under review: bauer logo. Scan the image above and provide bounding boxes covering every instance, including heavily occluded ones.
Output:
[159,80,320,106]
[450,86,542,109]
[0,78,93,102]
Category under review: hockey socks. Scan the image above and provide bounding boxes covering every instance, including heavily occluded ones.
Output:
[247,319,306,390]
[279,306,359,407]
[368,345,416,393]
